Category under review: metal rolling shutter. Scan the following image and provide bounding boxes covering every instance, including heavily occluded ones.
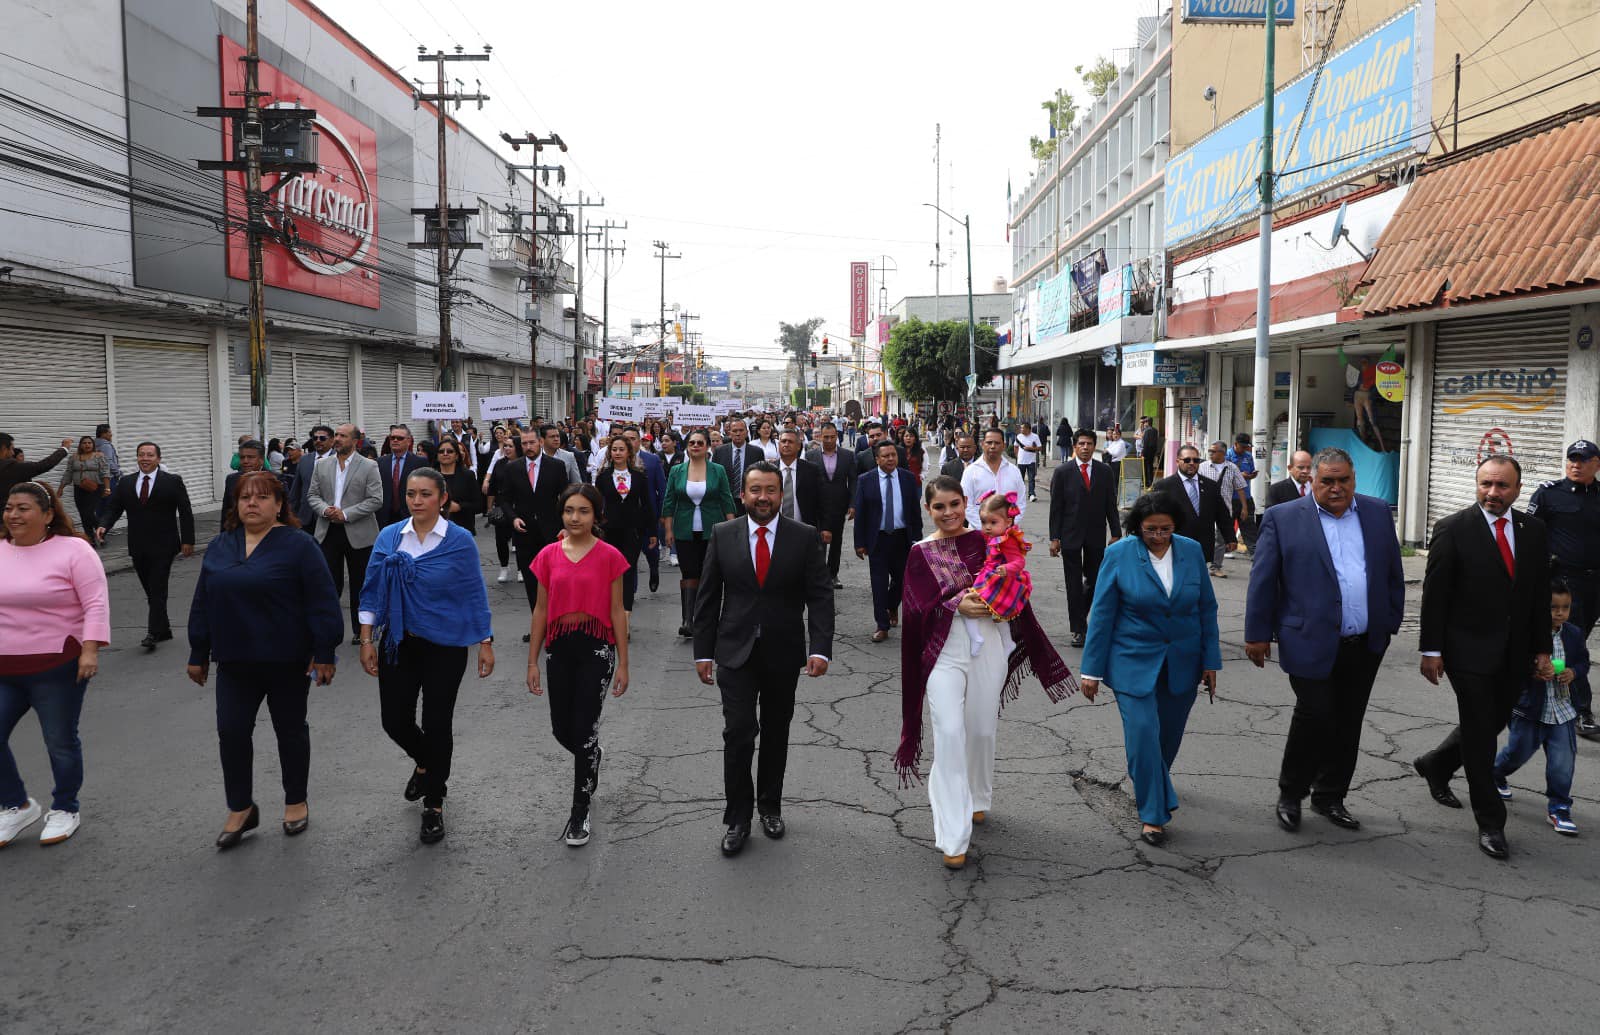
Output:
[1427,309,1569,541]
[113,339,216,506]
[229,343,253,443]
[293,352,351,434]
[468,370,515,416]
[0,326,108,455]
[400,362,438,430]
[363,355,400,436]
[231,343,301,444]
[534,380,553,421]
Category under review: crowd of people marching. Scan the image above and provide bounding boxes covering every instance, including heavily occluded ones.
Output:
[0,410,1596,869]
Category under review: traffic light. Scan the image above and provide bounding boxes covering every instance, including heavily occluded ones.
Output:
[810,351,818,369]
[821,335,829,355]
[674,321,683,342]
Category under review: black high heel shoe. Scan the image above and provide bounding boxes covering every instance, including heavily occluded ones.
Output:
[216,803,260,850]
[283,804,309,836]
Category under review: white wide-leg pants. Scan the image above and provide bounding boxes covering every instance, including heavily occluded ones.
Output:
[925,618,1009,856]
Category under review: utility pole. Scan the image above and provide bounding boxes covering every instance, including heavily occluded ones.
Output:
[653,241,681,397]
[1250,4,1277,511]
[590,221,627,397]
[500,131,568,416]
[410,46,489,391]
[196,0,316,441]
[932,123,943,319]
[565,191,605,418]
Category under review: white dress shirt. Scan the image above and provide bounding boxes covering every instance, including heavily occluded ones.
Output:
[1104,439,1129,462]
[331,452,353,511]
[1149,546,1174,596]
[961,457,1027,529]
[357,517,449,627]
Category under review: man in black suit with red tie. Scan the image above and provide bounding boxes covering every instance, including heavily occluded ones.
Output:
[1413,456,1552,860]
[693,462,834,857]
[499,426,572,619]
[96,441,195,651]
[377,424,428,527]
[1049,428,1122,648]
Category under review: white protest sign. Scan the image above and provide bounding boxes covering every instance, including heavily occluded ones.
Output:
[715,398,745,414]
[477,394,528,421]
[598,397,642,422]
[672,404,716,427]
[641,397,669,418]
[411,391,468,420]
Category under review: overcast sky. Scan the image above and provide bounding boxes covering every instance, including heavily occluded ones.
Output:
[317,0,1152,369]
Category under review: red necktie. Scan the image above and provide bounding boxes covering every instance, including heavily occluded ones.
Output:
[1299,482,1307,497]
[392,456,403,500]
[1495,517,1515,579]
[139,474,150,503]
[1080,462,1091,490]
[755,526,770,586]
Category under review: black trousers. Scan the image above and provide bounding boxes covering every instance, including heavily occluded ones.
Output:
[320,524,372,632]
[515,534,542,610]
[1278,638,1384,806]
[868,530,910,631]
[377,636,468,809]
[544,631,615,811]
[72,488,101,543]
[1418,668,1517,832]
[719,640,801,826]
[493,520,513,566]
[821,520,845,579]
[130,549,175,638]
[216,662,311,812]
[1143,453,1157,488]
[1061,543,1106,635]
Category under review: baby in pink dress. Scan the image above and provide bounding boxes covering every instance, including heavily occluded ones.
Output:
[963,492,1032,656]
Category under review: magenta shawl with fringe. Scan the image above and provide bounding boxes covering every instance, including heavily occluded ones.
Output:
[894,530,1077,783]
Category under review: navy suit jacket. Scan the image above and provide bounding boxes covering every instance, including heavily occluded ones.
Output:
[1082,535,1220,697]
[851,467,922,552]
[1244,493,1405,679]
[377,451,428,526]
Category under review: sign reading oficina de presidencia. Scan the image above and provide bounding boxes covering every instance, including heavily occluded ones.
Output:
[1374,360,1405,402]
[411,391,468,420]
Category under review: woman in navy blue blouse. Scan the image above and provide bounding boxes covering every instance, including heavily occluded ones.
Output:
[187,471,344,849]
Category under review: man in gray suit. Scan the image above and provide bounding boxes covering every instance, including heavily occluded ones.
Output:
[308,423,384,641]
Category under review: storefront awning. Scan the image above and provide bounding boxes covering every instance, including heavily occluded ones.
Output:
[1358,109,1600,316]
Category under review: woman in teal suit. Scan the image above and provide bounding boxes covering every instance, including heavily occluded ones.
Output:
[1079,492,1221,846]
[661,429,736,637]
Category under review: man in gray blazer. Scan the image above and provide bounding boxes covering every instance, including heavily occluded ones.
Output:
[307,423,384,640]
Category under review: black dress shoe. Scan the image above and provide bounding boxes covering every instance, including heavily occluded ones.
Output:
[404,768,424,802]
[1478,829,1509,860]
[1414,756,1463,809]
[420,808,445,844]
[140,635,158,652]
[1140,827,1167,846]
[283,809,309,836]
[832,577,844,590]
[758,812,785,840]
[215,803,259,849]
[1069,631,1085,649]
[720,824,750,857]
[522,633,532,643]
[1276,798,1301,832]
[1312,802,1361,830]
[648,570,660,593]
[154,631,174,642]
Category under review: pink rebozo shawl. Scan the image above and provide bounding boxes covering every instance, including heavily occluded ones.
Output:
[895,530,1078,783]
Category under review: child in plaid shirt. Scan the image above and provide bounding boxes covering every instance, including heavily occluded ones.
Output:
[1493,579,1590,836]
[962,491,1032,657]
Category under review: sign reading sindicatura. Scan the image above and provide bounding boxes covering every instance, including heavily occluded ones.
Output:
[1165,4,1432,246]
[1182,0,1295,23]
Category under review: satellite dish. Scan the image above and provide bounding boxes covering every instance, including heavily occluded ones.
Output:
[1328,201,1348,248]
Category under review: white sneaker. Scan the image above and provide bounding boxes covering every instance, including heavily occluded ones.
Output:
[0,798,42,847]
[516,570,523,583]
[667,554,679,567]
[497,565,513,583]
[39,809,79,845]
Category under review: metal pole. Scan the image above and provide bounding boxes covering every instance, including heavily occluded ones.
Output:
[573,192,584,418]
[964,215,977,411]
[529,202,539,417]
[243,0,266,442]
[600,222,610,399]
[1250,2,1277,512]
[435,52,452,391]
[658,245,667,397]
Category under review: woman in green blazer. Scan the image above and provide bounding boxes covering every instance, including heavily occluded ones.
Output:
[661,429,736,636]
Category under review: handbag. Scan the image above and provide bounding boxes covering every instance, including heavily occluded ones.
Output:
[485,504,509,528]
[78,477,99,493]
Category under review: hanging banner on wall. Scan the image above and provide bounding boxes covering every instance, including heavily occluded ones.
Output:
[1181,0,1296,24]
[850,261,869,337]
[477,394,528,420]
[411,391,468,419]
[598,397,642,422]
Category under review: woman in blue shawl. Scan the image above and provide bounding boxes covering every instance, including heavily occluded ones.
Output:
[358,468,495,845]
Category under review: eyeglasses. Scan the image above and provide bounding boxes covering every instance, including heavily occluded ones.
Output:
[389,434,408,441]
[313,435,330,442]
[1177,457,1199,464]
[1139,526,1175,537]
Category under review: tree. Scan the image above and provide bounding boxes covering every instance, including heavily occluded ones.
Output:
[1028,87,1078,161]
[776,317,825,384]
[1077,56,1117,99]
[667,384,694,400]
[790,387,832,408]
[883,318,999,403]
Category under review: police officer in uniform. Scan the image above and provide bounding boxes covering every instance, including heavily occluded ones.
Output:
[1528,438,1600,737]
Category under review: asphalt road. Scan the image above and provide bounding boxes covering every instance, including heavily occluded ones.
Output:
[6,469,1597,1033]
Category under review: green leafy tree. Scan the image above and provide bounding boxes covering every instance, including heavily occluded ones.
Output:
[1029,87,1078,161]
[1077,56,1117,99]
[776,318,825,377]
[883,318,999,403]
[691,392,709,405]
[667,384,694,400]
[790,387,832,407]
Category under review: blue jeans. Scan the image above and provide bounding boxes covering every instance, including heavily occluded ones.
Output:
[1018,462,1037,496]
[1494,715,1575,812]
[0,658,89,813]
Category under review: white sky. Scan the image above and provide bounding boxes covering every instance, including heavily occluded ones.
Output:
[315,0,1152,369]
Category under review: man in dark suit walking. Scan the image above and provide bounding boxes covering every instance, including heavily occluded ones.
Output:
[1413,455,1552,860]
[1137,416,1162,488]
[220,439,267,516]
[693,462,833,857]
[1266,450,1314,508]
[1049,429,1122,648]
[1244,447,1406,833]
[501,426,572,618]
[376,424,427,527]
[712,418,765,518]
[291,424,334,528]
[852,440,923,642]
[96,441,194,651]
[1152,445,1236,562]
[804,423,856,588]
[620,426,667,590]
[940,433,976,482]
[772,430,821,526]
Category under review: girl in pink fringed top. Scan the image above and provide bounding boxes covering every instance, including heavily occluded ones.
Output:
[962,491,1032,656]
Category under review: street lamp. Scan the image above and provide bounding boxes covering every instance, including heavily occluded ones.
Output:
[921,203,977,410]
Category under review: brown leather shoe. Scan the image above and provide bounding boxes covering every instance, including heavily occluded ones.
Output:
[972,811,986,824]
[889,608,899,627]
[871,629,889,642]
[942,853,965,869]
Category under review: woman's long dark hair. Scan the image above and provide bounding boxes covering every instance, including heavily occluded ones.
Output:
[558,482,606,538]
[2,481,84,541]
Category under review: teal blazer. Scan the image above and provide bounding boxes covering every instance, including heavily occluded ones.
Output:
[1081,534,1222,697]
[662,459,736,541]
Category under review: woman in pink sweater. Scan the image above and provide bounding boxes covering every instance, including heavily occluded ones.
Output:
[0,481,110,848]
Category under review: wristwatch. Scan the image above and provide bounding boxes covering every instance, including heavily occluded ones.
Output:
[481,636,494,644]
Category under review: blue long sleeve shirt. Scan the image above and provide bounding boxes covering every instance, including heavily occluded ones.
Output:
[187,526,345,665]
